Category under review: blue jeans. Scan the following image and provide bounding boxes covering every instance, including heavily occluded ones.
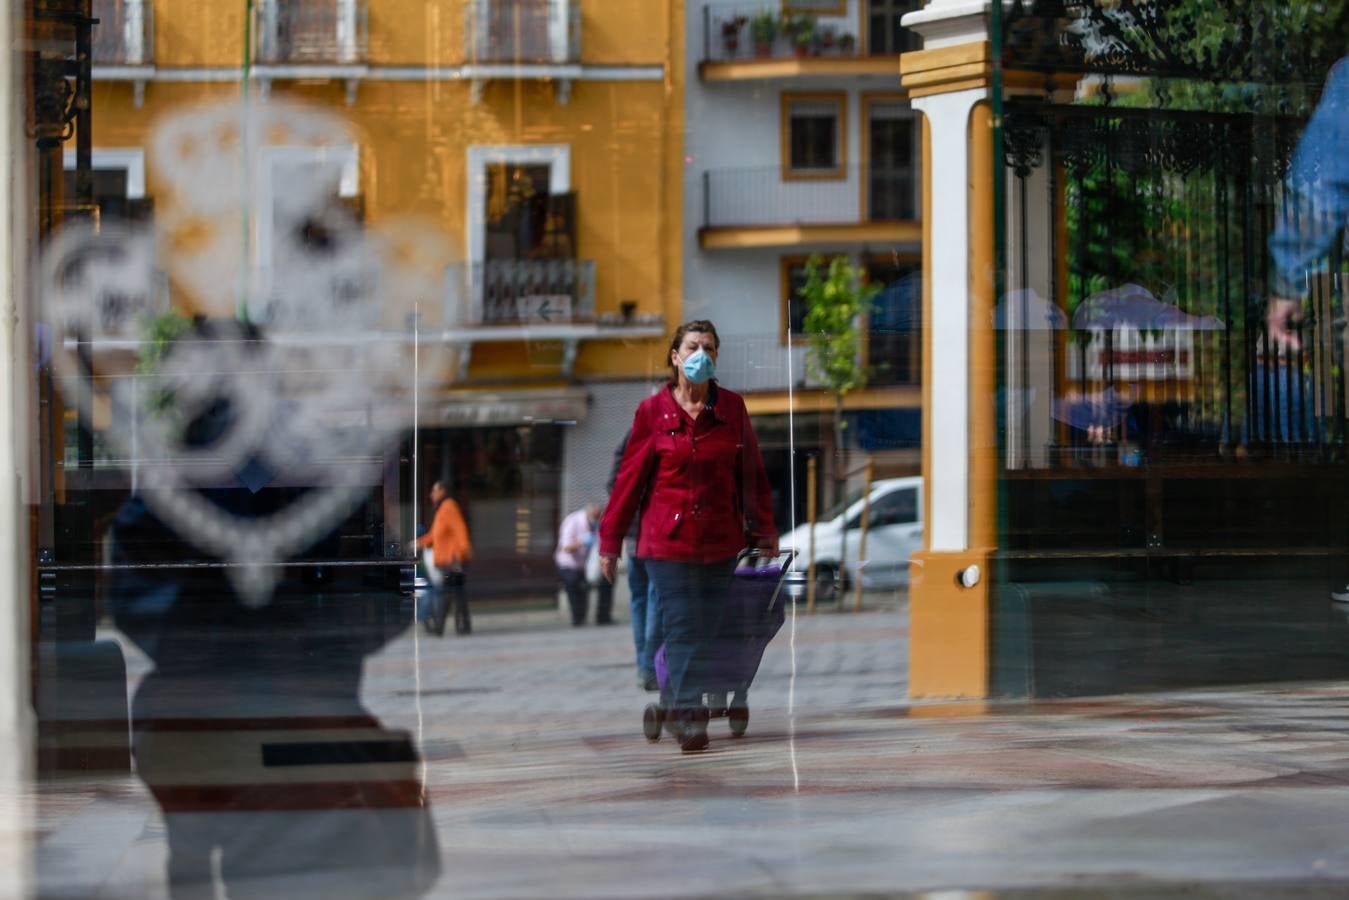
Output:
[628,558,663,676]
[645,558,736,711]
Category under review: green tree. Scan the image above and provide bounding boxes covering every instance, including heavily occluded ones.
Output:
[798,254,880,508]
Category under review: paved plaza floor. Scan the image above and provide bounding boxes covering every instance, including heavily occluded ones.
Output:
[26,597,1349,898]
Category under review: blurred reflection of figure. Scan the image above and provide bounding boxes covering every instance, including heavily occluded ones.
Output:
[106,323,439,899]
[557,503,600,626]
[111,500,439,899]
[415,480,473,636]
[1266,58,1349,600]
[598,320,777,753]
[1268,58,1349,352]
[609,430,663,691]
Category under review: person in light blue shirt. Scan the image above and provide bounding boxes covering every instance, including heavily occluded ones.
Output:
[1267,59,1349,602]
[1267,59,1349,350]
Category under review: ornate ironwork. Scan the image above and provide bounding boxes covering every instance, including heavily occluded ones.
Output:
[1007,99,1303,185]
[1003,0,1348,86]
[1003,112,1046,178]
[30,0,95,151]
[31,57,78,148]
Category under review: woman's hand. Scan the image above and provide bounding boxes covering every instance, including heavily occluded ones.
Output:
[600,554,619,584]
[1267,296,1304,353]
[756,536,779,557]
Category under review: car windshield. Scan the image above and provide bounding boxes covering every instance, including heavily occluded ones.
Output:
[820,484,870,522]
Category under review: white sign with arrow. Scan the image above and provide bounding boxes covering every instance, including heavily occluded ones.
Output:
[519,294,572,324]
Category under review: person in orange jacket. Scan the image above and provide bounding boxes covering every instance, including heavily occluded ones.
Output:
[416,480,473,635]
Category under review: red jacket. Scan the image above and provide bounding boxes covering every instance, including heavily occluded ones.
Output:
[599,383,777,563]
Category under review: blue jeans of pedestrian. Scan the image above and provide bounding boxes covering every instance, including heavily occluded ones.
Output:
[628,558,663,676]
[645,558,736,713]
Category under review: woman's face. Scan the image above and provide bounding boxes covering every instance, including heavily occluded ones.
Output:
[671,331,719,374]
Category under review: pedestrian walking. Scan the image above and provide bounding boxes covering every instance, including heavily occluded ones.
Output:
[416,480,473,635]
[557,503,600,626]
[609,429,662,691]
[599,319,778,752]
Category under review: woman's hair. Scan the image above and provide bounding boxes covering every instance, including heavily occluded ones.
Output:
[667,319,720,377]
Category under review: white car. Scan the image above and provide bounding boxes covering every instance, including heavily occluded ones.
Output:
[780,476,923,601]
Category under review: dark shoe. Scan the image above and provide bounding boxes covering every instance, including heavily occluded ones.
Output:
[678,725,709,753]
[641,671,659,692]
[675,708,710,753]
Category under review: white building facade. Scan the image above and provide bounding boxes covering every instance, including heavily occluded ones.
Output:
[683,0,926,509]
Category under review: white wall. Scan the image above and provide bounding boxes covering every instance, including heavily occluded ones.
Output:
[683,0,911,394]
[688,80,865,228]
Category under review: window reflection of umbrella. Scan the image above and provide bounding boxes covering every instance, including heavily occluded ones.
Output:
[1072,283,1225,332]
[1068,283,1225,447]
[992,288,1069,331]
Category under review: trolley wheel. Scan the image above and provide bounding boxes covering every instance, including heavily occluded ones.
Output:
[728,703,749,737]
[642,704,663,742]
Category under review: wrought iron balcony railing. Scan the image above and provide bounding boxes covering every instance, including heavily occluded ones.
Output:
[464,0,581,65]
[92,0,154,66]
[700,0,918,66]
[446,260,596,326]
[701,164,918,230]
[253,0,368,66]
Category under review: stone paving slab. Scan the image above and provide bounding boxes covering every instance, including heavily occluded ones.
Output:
[26,604,1349,898]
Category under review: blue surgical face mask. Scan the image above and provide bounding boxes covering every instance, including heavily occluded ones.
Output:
[681,348,716,384]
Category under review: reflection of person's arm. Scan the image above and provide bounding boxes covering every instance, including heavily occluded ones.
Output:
[599,405,656,559]
[1268,60,1349,347]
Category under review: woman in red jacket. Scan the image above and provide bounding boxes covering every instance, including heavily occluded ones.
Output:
[599,320,777,752]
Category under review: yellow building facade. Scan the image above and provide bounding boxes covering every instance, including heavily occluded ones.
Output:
[76,0,687,596]
[86,0,683,381]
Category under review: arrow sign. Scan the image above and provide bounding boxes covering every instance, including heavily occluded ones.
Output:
[520,294,573,324]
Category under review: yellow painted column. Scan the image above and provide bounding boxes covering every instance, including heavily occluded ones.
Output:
[901,39,998,698]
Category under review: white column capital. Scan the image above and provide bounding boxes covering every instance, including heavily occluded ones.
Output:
[902,0,991,50]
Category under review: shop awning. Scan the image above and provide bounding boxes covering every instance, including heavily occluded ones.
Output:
[426,387,590,428]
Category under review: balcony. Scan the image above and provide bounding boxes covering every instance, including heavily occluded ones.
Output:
[448,259,595,326]
[699,1,918,82]
[92,0,154,103]
[463,0,582,104]
[252,0,369,101]
[442,259,664,379]
[699,164,920,249]
[93,0,153,66]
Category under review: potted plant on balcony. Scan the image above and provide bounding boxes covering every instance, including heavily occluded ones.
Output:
[750,11,778,58]
[819,25,837,53]
[790,15,816,58]
[838,31,857,55]
[721,15,748,57]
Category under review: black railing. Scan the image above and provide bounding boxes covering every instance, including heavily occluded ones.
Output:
[253,0,368,66]
[92,0,153,66]
[702,164,918,229]
[447,260,596,325]
[464,0,581,65]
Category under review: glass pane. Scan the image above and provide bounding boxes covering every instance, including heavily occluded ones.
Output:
[992,0,1349,696]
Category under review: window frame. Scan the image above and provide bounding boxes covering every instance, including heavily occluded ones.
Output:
[862,252,922,386]
[779,255,815,346]
[780,91,848,182]
[781,0,847,15]
[859,92,918,222]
